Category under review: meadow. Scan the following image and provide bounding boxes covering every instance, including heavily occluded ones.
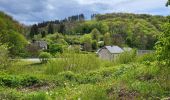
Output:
[0,52,169,100]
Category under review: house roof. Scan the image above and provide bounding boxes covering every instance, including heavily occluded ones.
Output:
[105,46,124,54]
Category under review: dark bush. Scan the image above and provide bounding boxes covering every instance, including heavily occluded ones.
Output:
[0,75,20,87]
[21,76,40,87]
[0,75,40,87]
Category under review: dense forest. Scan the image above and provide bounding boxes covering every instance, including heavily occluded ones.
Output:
[29,13,168,52]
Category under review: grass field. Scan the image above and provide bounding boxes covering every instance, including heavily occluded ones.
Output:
[0,53,169,100]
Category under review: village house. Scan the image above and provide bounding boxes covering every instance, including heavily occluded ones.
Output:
[26,40,48,57]
[97,45,124,61]
[31,40,48,50]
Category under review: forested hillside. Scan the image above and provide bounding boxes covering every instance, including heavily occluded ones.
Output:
[29,13,168,50]
[0,11,27,57]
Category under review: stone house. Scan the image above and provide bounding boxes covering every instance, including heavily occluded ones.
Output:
[26,40,48,57]
[97,46,124,61]
[31,40,48,50]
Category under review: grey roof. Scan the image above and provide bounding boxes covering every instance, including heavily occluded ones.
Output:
[105,46,124,54]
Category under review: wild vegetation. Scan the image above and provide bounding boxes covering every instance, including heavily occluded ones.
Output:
[0,1,170,99]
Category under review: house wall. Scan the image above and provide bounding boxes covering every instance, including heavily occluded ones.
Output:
[98,49,113,61]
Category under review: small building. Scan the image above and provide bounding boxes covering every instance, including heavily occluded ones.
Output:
[31,40,48,50]
[27,40,48,53]
[97,46,124,61]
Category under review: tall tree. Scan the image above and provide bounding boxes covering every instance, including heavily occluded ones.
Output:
[59,23,66,34]
[90,28,100,41]
[104,32,111,46]
[166,0,170,6]
[48,23,54,34]
[30,24,39,38]
[41,31,46,38]
[155,1,170,66]
[81,34,92,51]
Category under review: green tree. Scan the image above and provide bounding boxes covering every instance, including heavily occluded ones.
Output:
[0,44,10,69]
[0,30,27,57]
[103,32,111,45]
[91,28,100,41]
[39,52,52,63]
[48,44,63,55]
[155,23,170,66]
[166,0,170,6]
[92,40,98,50]
[48,24,54,34]
[30,24,39,38]
[59,23,66,34]
[81,34,92,51]
[41,31,46,38]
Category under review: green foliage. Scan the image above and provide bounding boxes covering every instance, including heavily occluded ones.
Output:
[0,44,10,69]
[104,32,111,45]
[0,11,27,57]
[45,53,101,75]
[90,28,100,41]
[80,85,107,100]
[30,24,39,38]
[0,30,27,57]
[80,34,92,51]
[48,23,54,34]
[48,44,63,54]
[92,40,98,50]
[114,49,136,64]
[166,0,170,6]
[155,23,170,66]
[136,53,156,64]
[28,92,49,100]
[39,52,52,63]
[0,75,40,87]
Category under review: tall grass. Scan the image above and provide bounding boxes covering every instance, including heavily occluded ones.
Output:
[114,50,136,64]
[45,53,105,75]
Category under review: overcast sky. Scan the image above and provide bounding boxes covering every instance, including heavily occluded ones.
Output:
[0,0,169,25]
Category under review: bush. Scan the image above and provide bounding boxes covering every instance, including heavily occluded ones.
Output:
[21,76,40,87]
[39,52,52,63]
[114,49,136,64]
[136,53,156,64]
[0,44,10,69]
[0,75,40,87]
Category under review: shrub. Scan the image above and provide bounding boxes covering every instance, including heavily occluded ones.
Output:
[39,52,52,63]
[0,75,21,87]
[0,44,10,69]
[21,76,40,87]
[114,49,136,64]
[136,53,156,63]
[0,75,40,87]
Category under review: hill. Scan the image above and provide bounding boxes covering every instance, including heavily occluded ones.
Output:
[0,11,27,57]
[29,13,168,50]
